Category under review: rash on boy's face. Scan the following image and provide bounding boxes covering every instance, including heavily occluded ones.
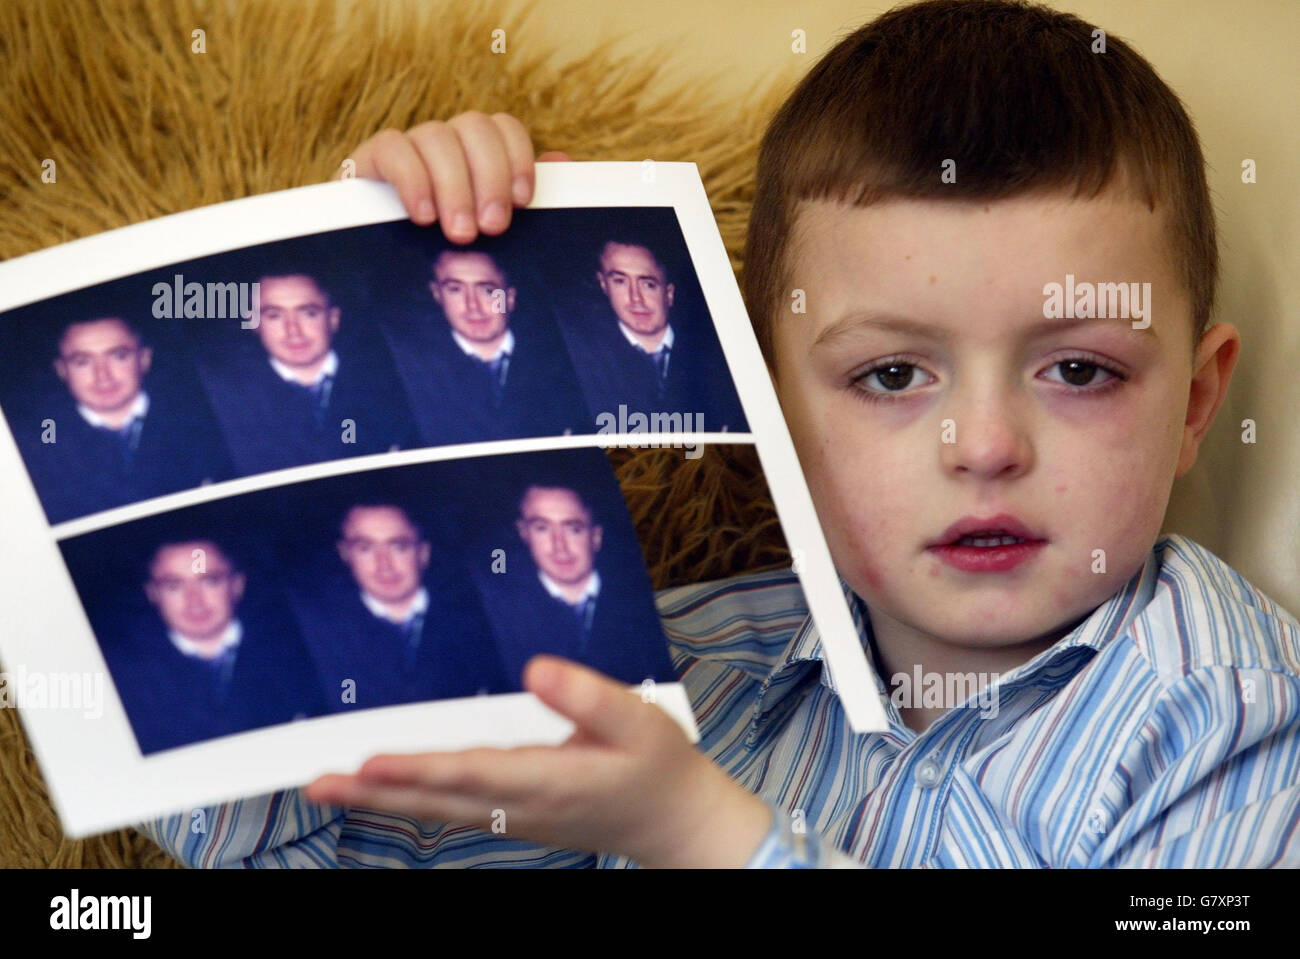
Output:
[773,189,1198,651]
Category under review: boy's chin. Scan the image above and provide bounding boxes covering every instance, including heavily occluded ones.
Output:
[903,604,1089,650]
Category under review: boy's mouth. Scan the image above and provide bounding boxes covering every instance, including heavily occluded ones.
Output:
[952,534,1026,547]
[927,514,1048,572]
[930,514,1043,548]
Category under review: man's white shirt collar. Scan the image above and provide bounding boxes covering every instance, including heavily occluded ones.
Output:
[619,322,673,354]
[78,390,149,430]
[451,328,514,363]
[361,586,429,626]
[269,349,338,387]
[169,618,242,660]
[538,570,601,607]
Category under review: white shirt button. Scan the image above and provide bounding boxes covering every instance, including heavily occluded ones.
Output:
[916,758,942,788]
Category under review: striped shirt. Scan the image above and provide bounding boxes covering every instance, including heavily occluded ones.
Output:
[139,534,1300,867]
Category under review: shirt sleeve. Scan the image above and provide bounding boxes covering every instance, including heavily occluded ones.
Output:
[1108,784,1300,868]
[136,789,347,868]
[1095,666,1300,868]
[744,802,863,869]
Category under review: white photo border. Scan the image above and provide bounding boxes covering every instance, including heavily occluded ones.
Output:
[0,164,886,839]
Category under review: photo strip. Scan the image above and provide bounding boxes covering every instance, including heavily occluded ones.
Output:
[0,163,885,837]
[60,449,677,756]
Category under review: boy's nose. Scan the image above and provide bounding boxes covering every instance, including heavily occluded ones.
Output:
[938,393,1035,480]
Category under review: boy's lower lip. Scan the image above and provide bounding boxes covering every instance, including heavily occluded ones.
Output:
[928,540,1046,573]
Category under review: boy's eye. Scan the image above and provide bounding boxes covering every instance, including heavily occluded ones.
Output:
[1043,360,1118,388]
[856,362,934,394]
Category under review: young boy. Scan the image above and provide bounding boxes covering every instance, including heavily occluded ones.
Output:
[141,0,1299,868]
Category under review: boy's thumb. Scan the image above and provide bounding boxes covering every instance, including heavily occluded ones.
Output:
[523,655,646,746]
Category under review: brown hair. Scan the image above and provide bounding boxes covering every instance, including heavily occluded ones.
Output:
[742,0,1217,367]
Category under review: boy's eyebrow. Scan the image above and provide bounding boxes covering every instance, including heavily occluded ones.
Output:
[813,312,953,346]
[813,311,1158,347]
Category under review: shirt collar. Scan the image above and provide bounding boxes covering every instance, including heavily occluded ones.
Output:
[619,321,673,354]
[77,390,149,430]
[538,569,600,606]
[268,349,338,386]
[746,543,1163,740]
[361,586,429,625]
[168,618,242,660]
[450,328,514,362]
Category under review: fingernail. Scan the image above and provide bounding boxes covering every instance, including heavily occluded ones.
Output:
[417,199,435,223]
[512,175,531,205]
[452,212,475,238]
[481,200,508,231]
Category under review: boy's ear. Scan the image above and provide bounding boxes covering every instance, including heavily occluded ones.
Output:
[1175,322,1241,478]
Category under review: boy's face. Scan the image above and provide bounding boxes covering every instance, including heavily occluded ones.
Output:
[774,189,1221,651]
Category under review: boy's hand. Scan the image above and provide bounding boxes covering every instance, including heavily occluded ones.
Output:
[303,656,774,868]
[338,112,570,242]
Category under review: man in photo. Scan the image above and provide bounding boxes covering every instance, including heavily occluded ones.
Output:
[384,245,589,446]
[197,269,417,476]
[14,315,232,524]
[105,538,325,755]
[473,482,676,687]
[559,235,747,432]
[289,503,508,711]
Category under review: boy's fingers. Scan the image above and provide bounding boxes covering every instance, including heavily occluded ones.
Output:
[523,656,660,749]
[447,111,514,235]
[489,112,539,206]
[358,750,503,795]
[307,776,497,827]
[406,120,478,243]
[350,128,436,225]
[537,151,571,163]
[357,744,605,804]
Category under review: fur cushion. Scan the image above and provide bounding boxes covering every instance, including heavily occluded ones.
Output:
[0,0,788,867]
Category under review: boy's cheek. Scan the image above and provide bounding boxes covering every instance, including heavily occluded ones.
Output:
[807,464,909,597]
[822,510,889,595]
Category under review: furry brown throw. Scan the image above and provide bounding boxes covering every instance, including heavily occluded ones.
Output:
[0,0,789,867]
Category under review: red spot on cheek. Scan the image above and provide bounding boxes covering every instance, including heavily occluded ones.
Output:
[1055,485,1067,494]
[857,558,885,593]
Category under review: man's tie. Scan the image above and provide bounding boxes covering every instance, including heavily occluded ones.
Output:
[639,344,670,397]
[199,646,238,701]
[302,375,334,427]
[653,345,671,383]
[572,596,595,634]
[401,611,425,670]
[473,352,510,404]
[106,418,143,469]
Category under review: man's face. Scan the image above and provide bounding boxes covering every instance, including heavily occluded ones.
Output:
[54,319,151,416]
[773,189,1209,653]
[597,243,674,338]
[517,487,602,587]
[430,252,515,344]
[254,275,340,370]
[337,506,431,606]
[145,542,244,641]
